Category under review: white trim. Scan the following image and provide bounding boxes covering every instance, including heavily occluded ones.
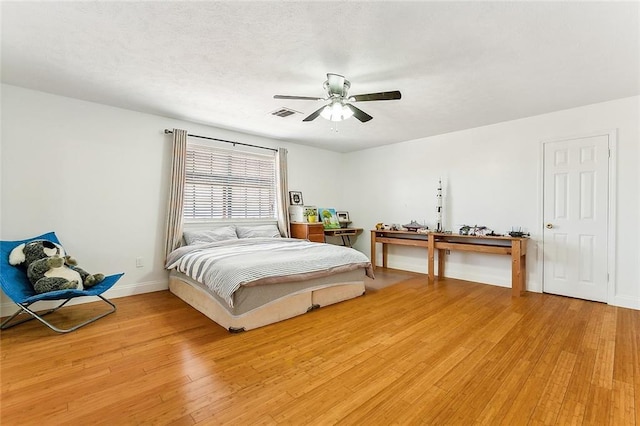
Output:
[381,254,543,293]
[103,278,168,299]
[613,295,640,311]
[606,129,618,306]
[539,129,618,306]
[536,142,545,294]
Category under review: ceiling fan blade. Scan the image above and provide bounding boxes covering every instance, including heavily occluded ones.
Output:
[274,95,323,101]
[346,104,373,122]
[302,106,326,122]
[326,73,346,95]
[350,90,402,102]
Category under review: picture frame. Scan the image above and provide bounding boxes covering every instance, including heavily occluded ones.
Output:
[336,211,350,222]
[318,208,341,229]
[303,206,318,223]
[289,191,303,205]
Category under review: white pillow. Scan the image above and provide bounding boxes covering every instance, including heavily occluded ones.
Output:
[236,224,281,239]
[183,226,238,245]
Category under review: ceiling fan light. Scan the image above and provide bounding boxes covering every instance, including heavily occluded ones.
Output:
[320,102,354,121]
[342,105,354,120]
[320,105,333,120]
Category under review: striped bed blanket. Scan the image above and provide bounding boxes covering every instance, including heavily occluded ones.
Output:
[166,238,373,307]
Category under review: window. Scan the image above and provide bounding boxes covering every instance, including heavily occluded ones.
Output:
[183,143,276,220]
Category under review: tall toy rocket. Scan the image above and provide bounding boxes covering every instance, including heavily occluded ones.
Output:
[436,179,443,232]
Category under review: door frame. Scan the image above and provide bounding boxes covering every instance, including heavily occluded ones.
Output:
[538,129,617,304]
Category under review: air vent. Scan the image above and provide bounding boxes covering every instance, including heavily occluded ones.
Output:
[271,107,301,118]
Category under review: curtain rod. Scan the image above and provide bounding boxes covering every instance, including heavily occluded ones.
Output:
[164,129,278,152]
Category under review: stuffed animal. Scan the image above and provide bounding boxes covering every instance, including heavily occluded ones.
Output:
[9,240,105,294]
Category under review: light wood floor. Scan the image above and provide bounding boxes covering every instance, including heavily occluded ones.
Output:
[1,271,638,425]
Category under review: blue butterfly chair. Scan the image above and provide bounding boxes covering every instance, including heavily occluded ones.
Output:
[0,232,123,333]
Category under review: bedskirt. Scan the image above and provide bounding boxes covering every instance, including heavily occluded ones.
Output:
[168,269,366,332]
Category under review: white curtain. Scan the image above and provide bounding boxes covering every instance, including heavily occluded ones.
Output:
[275,148,290,237]
[165,129,188,258]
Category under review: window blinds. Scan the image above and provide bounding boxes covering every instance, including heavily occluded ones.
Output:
[183,143,277,220]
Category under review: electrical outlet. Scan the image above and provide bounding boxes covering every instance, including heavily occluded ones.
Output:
[136,257,144,268]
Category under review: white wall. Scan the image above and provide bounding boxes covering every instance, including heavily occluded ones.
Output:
[342,96,639,309]
[2,85,637,313]
[0,84,344,314]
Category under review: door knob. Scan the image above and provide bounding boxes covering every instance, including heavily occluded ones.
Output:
[546,223,553,229]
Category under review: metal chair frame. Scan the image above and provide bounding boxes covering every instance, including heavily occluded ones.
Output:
[1,294,116,333]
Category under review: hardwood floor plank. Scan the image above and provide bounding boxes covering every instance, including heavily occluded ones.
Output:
[490,297,579,424]
[529,350,577,425]
[291,360,403,425]
[582,302,606,350]
[1,271,638,425]
[592,339,616,389]
[333,361,431,424]
[130,375,238,425]
[555,347,597,425]
[476,359,533,425]
[583,384,614,425]
[611,379,636,425]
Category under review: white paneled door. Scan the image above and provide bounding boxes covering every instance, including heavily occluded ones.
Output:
[543,135,609,302]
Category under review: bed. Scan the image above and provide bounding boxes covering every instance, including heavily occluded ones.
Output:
[165,224,373,332]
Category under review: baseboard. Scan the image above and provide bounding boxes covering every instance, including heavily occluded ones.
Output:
[103,278,168,299]
[374,259,542,294]
[0,279,168,318]
[612,294,640,310]
[375,266,427,276]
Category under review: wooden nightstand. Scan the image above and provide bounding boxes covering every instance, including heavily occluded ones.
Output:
[290,222,325,243]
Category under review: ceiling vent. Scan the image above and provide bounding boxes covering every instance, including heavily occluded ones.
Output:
[271,107,301,118]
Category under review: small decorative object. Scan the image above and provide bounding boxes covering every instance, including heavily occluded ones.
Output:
[9,240,105,294]
[436,178,443,232]
[473,226,490,236]
[318,208,341,229]
[336,211,351,228]
[289,191,303,205]
[459,225,493,236]
[403,220,427,232]
[375,222,384,230]
[303,206,318,223]
[509,227,530,237]
[288,205,304,222]
[509,231,530,237]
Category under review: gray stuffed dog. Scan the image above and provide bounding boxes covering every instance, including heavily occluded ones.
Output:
[9,240,105,294]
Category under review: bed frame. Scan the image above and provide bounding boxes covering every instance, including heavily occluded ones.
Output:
[170,221,368,332]
[169,270,366,332]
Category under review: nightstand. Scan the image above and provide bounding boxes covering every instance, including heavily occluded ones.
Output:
[290,222,325,243]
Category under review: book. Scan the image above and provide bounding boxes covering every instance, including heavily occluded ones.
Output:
[318,208,340,229]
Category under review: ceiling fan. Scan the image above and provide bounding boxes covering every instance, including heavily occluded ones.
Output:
[273,73,401,123]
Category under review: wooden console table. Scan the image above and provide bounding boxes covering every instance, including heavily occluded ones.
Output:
[370,230,528,296]
[370,230,429,270]
[428,233,528,297]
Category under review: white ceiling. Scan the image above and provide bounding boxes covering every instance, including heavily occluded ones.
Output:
[1,1,638,153]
